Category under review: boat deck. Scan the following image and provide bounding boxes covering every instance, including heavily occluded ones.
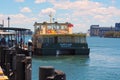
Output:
[0,66,8,80]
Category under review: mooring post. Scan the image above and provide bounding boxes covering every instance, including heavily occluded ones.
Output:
[39,66,66,80]
[39,66,55,80]
[54,70,66,80]
[15,54,25,80]
[24,57,32,80]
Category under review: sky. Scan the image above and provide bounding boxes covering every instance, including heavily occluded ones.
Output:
[1,0,120,33]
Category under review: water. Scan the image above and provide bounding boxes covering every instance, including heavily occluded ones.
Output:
[25,35,32,43]
[32,37,120,80]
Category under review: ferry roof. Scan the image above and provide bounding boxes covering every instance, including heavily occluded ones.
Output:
[0,27,30,31]
[0,31,15,35]
[34,22,72,26]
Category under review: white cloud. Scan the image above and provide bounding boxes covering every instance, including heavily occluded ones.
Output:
[46,0,120,32]
[111,0,116,3]
[52,0,101,10]
[0,14,6,24]
[20,7,32,13]
[10,14,37,24]
[73,23,89,33]
[51,0,120,17]
[94,15,109,23]
[35,0,46,4]
[39,8,56,16]
[0,14,5,19]
[34,0,55,4]
[15,0,24,2]
[52,1,120,22]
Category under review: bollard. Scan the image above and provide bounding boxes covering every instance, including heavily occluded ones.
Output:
[14,54,32,80]
[39,66,66,80]
[39,66,55,80]
[0,47,6,68]
[54,70,66,80]
[0,47,2,65]
[15,54,25,80]
[24,57,32,80]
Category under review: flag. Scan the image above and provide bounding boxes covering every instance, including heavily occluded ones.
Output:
[68,23,73,27]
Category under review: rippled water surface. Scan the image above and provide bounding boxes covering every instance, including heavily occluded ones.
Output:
[32,37,120,80]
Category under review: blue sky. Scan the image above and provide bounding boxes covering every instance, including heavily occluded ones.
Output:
[1,0,120,33]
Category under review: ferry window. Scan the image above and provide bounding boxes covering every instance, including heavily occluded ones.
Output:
[56,25,59,30]
[43,37,49,43]
[75,37,79,43]
[58,37,64,43]
[58,25,61,29]
[66,36,71,43]
[47,25,52,29]
[53,24,59,29]
[62,37,64,43]
[61,26,65,29]
[65,37,68,43]
[80,37,86,43]
[64,26,67,29]
[49,37,54,43]
[54,36,58,43]
[38,38,42,43]
[69,37,72,43]
[63,37,66,43]
[39,25,41,30]
[58,37,61,43]
[36,26,39,29]
[84,37,86,43]
[40,25,43,30]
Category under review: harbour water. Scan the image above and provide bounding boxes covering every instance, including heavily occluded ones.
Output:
[32,37,120,80]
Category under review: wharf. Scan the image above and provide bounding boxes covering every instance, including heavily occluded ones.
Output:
[0,27,32,80]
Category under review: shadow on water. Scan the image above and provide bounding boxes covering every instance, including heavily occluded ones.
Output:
[32,55,90,67]
[33,55,89,61]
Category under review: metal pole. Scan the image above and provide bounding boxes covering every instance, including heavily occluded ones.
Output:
[7,17,10,28]
[7,17,10,45]
[2,20,4,27]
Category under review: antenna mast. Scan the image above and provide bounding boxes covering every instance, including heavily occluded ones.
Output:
[49,12,52,23]
[2,20,4,27]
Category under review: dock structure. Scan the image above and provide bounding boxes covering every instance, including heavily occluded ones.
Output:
[0,27,32,80]
[0,66,8,80]
[0,43,32,80]
[0,26,67,80]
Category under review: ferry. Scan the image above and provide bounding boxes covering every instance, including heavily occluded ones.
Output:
[32,22,90,56]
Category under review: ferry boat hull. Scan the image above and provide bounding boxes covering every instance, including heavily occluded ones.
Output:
[34,43,90,56]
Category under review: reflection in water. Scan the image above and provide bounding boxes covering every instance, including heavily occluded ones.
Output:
[32,55,90,80]
[33,55,90,65]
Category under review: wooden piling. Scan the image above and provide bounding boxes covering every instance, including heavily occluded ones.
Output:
[39,66,55,80]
